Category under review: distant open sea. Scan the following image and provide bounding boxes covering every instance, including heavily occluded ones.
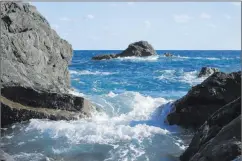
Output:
[1,50,241,161]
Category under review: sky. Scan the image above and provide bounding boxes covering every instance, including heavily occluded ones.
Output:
[32,2,241,50]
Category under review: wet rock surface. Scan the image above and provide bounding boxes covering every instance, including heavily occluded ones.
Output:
[167,71,241,128]
[180,97,241,161]
[198,67,219,78]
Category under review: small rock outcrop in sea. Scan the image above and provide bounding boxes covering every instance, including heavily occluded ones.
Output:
[92,41,157,60]
[163,52,174,57]
[0,2,92,127]
[198,67,219,78]
[180,97,241,161]
[166,71,241,128]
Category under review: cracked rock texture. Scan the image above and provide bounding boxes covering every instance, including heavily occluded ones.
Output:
[1,2,72,93]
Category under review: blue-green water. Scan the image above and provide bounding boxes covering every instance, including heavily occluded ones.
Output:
[1,50,240,161]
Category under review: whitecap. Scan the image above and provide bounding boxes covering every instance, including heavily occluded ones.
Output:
[69,70,114,76]
[114,55,159,62]
[13,152,46,161]
[106,91,118,98]
[156,69,207,86]
[179,70,206,85]
[25,92,170,145]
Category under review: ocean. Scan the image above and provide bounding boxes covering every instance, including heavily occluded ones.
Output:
[1,50,241,161]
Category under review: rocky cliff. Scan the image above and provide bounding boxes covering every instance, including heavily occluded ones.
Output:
[0,2,92,128]
[1,2,72,93]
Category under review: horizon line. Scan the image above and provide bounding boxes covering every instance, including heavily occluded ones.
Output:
[73,49,241,51]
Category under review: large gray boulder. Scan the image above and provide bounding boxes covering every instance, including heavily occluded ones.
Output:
[92,41,157,60]
[1,2,72,93]
[0,2,93,127]
[166,71,241,128]
[180,97,241,161]
[198,67,219,78]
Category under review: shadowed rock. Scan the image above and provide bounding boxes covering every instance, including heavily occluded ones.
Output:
[180,97,241,161]
[92,41,157,60]
[166,71,241,128]
[1,86,93,127]
[198,67,219,78]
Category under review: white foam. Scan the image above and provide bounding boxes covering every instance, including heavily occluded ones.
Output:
[115,55,159,62]
[173,55,235,60]
[106,91,118,98]
[179,71,206,85]
[13,152,46,161]
[25,92,169,145]
[17,142,25,146]
[156,69,206,86]
[69,70,114,76]
[68,88,85,97]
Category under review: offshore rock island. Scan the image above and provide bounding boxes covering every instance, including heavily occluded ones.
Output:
[92,41,157,60]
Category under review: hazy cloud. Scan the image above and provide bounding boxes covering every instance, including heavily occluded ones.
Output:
[207,23,216,28]
[144,20,151,28]
[85,14,95,20]
[200,13,211,19]
[173,14,192,23]
[59,17,72,21]
[127,2,134,5]
[224,14,232,19]
[231,2,240,6]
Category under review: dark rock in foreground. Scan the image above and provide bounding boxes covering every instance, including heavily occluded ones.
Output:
[180,97,241,161]
[166,71,241,128]
[1,2,72,93]
[198,67,219,78]
[1,86,93,127]
[92,41,157,60]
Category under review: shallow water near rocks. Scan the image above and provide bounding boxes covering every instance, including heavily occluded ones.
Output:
[1,50,240,161]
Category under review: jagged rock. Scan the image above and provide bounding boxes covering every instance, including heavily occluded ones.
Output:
[180,97,241,161]
[92,41,157,60]
[166,71,241,128]
[0,2,93,127]
[1,86,93,127]
[164,52,174,57]
[92,54,116,60]
[198,67,219,78]
[1,2,72,93]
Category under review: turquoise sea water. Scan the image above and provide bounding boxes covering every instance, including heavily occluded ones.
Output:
[1,50,241,161]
